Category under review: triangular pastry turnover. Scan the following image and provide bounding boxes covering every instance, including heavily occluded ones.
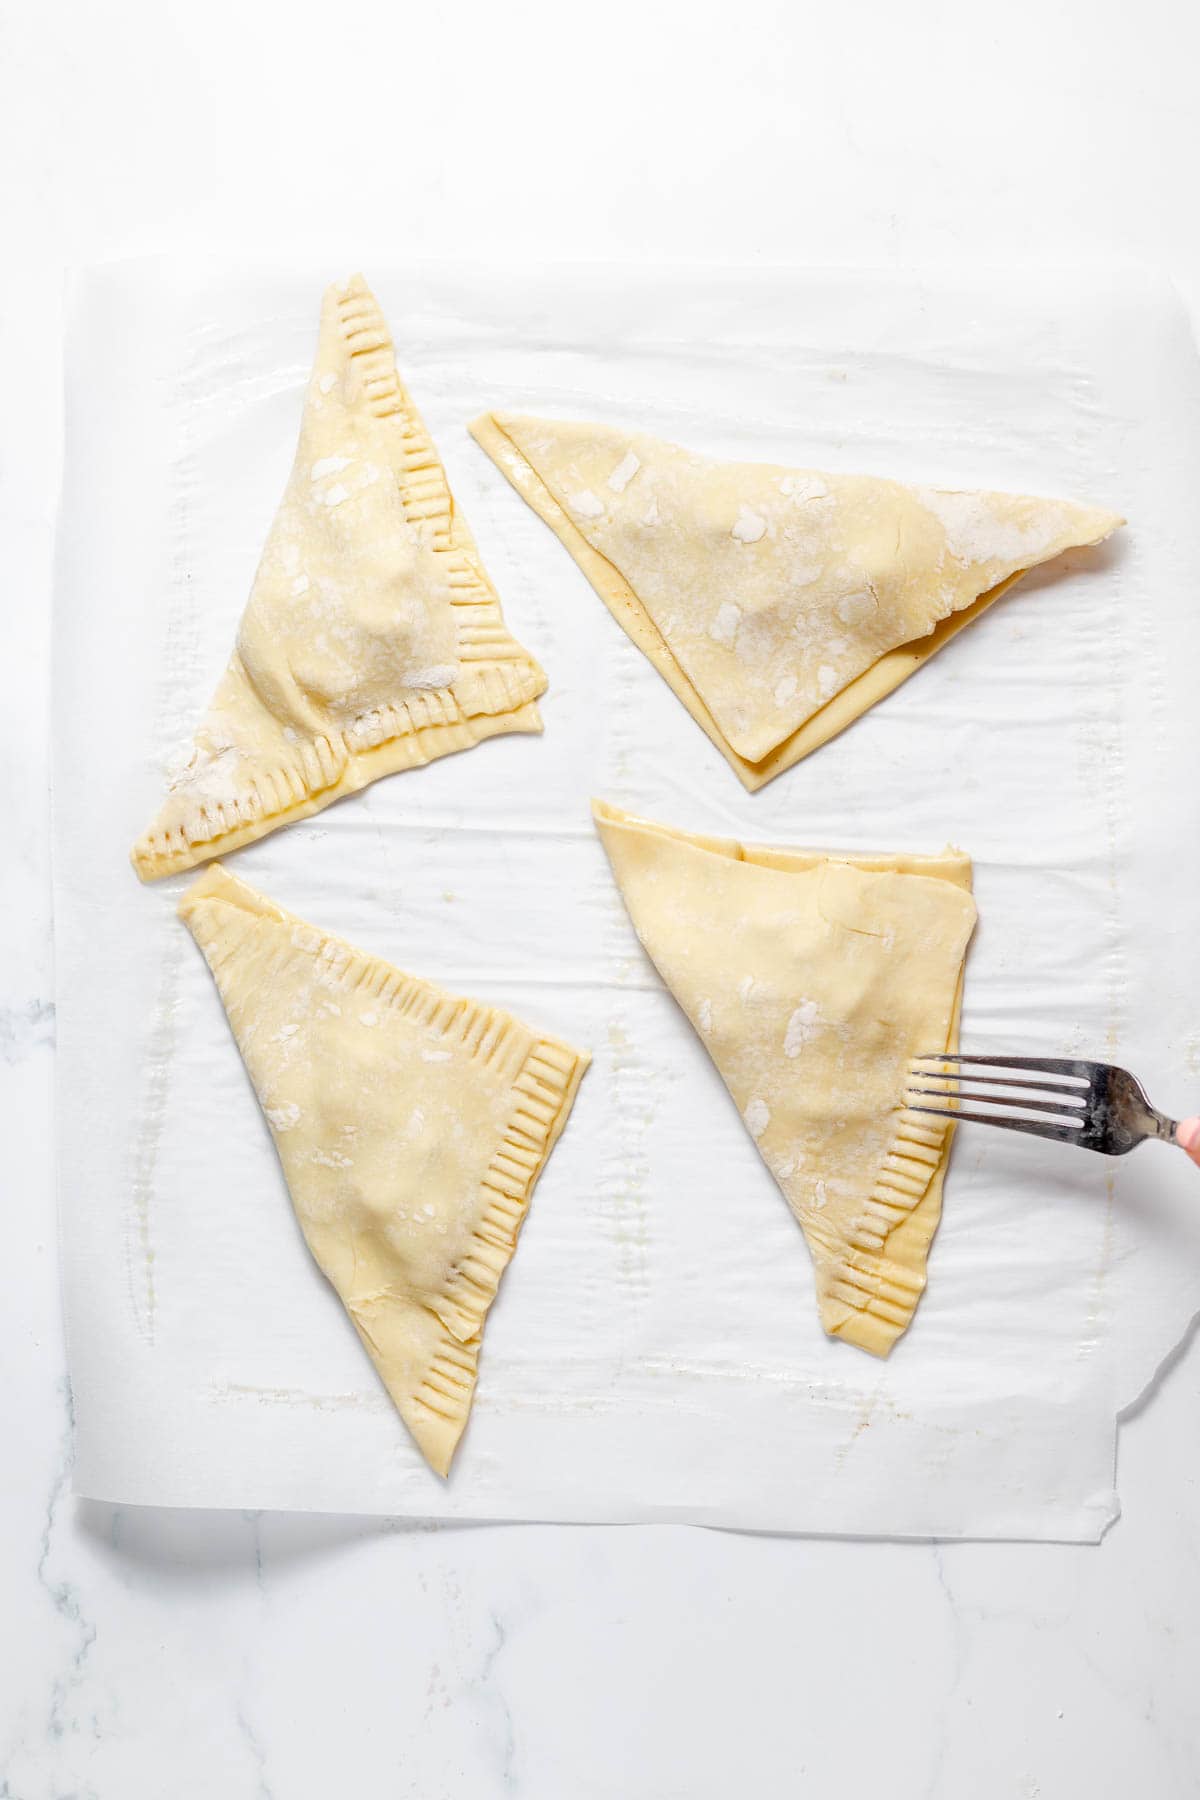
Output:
[132,277,547,880]
[179,864,589,1475]
[593,800,976,1354]
[472,413,1122,788]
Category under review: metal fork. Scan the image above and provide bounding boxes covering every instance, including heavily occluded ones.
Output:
[905,1054,1181,1157]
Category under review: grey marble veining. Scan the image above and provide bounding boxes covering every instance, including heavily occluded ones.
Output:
[0,1000,55,1066]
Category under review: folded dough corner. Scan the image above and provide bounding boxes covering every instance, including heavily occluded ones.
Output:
[131,276,546,881]
[179,863,589,1477]
[592,799,976,1355]
[472,412,1122,788]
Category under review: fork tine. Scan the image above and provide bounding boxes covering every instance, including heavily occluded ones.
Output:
[905,1103,1086,1145]
[911,1053,1091,1082]
[907,1069,1088,1098]
[905,1084,1086,1118]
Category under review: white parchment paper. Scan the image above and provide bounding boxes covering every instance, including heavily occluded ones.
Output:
[53,260,1200,1538]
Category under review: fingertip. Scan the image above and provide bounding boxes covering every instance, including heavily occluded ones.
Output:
[1176,1117,1200,1156]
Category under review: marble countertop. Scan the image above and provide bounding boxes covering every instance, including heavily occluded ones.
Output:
[5,1,1200,1792]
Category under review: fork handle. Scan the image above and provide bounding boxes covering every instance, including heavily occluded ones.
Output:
[1177,1118,1200,1165]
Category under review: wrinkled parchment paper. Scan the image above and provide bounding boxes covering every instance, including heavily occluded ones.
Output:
[53,260,1200,1536]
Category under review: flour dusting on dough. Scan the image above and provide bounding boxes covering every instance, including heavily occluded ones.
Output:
[780,474,829,502]
[710,602,741,648]
[731,504,767,544]
[166,741,253,823]
[607,450,641,493]
[836,589,877,627]
[744,1097,770,1139]
[311,455,351,482]
[569,489,606,520]
[408,664,457,691]
[784,999,821,1057]
[919,489,1071,565]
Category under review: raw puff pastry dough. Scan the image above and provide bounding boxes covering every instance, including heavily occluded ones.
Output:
[180,865,589,1475]
[132,277,546,880]
[472,413,1122,788]
[594,801,976,1354]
